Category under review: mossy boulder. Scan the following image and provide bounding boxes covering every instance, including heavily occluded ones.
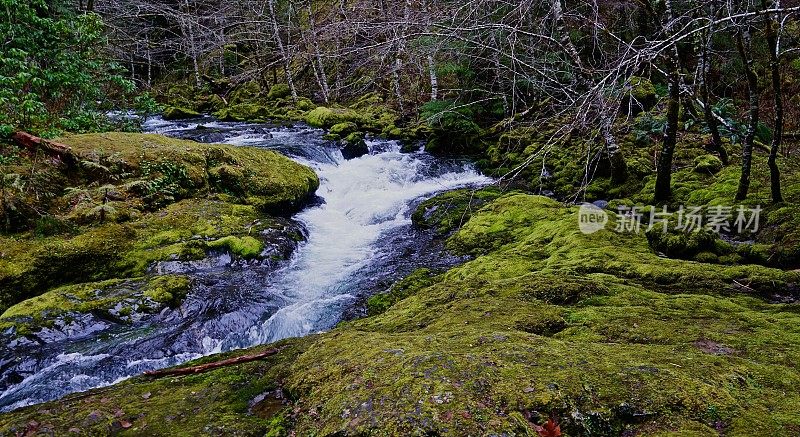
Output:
[329,122,359,137]
[693,154,724,174]
[143,275,192,306]
[228,81,261,105]
[412,187,503,236]
[207,235,264,259]
[267,84,292,100]
[305,106,362,128]
[195,94,226,113]
[162,106,201,120]
[0,274,192,336]
[340,132,369,159]
[214,104,272,122]
[622,76,658,114]
[0,133,317,313]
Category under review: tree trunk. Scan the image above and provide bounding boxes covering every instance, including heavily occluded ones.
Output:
[12,132,76,166]
[655,0,680,202]
[763,0,784,203]
[307,1,330,103]
[735,27,759,201]
[699,23,728,164]
[655,68,680,202]
[428,54,438,101]
[268,0,298,102]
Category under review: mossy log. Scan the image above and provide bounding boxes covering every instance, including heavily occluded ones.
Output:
[12,131,76,165]
[144,346,286,378]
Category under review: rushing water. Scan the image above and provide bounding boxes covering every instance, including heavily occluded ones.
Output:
[0,117,491,411]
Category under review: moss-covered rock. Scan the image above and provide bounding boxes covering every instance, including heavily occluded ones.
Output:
[207,235,264,259]
[693,154,724,174]
[412,186,503,236]
[622,76,658,114]
[6,194,799,435]
[329,122,359,137]
[0,133,317,314]
[214,103,271,122]
[0,274,192,336]
[228,81,261,105]
[305,106,362,128]
[267,84,292,100]
[339,132,368,159]
[162,106,201,120]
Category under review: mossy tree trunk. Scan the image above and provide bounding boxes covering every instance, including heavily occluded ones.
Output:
[763,0,784,203]
[655,0,680,202]
[656,68,680,202]
[735,26,759,201]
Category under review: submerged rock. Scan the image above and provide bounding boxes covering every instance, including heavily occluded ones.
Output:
[339,132,369,159]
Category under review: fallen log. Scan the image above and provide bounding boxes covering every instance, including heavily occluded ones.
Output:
[143,346,286,378]
[12,131,76,165]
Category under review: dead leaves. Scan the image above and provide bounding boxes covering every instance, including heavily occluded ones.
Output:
[533,418,562,437]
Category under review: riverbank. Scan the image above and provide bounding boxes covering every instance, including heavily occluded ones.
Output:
[2,105,800,434]
[2,191,799,435]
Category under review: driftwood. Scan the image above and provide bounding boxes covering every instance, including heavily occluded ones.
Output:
[143,346,286,378]
[12,131,76,165]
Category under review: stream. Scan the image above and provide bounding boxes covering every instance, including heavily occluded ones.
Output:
[0,117,491,412]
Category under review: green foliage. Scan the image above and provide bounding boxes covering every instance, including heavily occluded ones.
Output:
[139,160,192,204]
[419,100,484,154]
[0,2,135,135]
[632,113,666,145]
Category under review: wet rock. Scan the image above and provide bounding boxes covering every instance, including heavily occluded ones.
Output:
[339,133,369,159]
[163,106,201,120]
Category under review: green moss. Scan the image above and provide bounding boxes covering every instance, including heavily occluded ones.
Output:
[329,122,358,137]
[207,235,264,259]
[143,275,191,306]
[56,133,319,212]
[304,106,361,128]
[623,76,658,114]
[366,268,437,316]
[693,154,724,174]
[228,81,261,105]
[162,106,200,120]
[267,84,291,100]
[214,103,271,122]
[412,187,503,236]
[0,274,190,333]
[3,194,800,435]
[0,133,317,312]
[0,340,311,436]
